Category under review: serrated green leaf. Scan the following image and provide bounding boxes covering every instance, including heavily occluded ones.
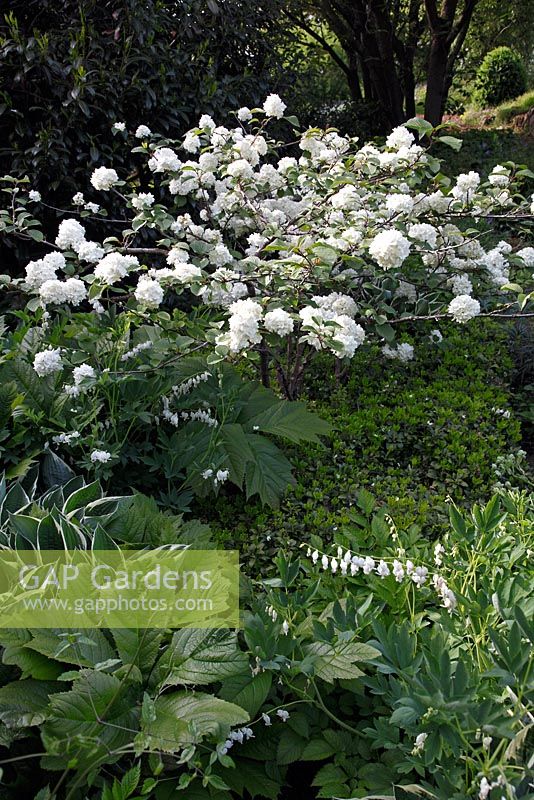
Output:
[219,671,272,716]
[156,629,248,687]
[144,692,248,752]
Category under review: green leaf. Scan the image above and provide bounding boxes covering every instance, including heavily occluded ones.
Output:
[2,645,64,680]
[449,504,467,537]
[117,762,141,800]
[0,679,62,726]
[436,135,463,151]
[42,669,139,769]
[92,523,120,550]
[219,671,272,716]
[404,117,434,138]
[301,737,337,761]
[144,692,248,752]
[245,398,331,444]
[37,513,64,549]
[219,423,254,488]
[112,628,163,674]
[42,449,76,488]
[1,481,29,521]
[27,629,115,667]
[277,727,306,764]
[302,641,380,683]
[390,706,420,727]
[244,434,294,508]
[63,480,103,515]
[156,629,249,686]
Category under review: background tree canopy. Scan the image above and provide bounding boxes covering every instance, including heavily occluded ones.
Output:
[0,0,288,196]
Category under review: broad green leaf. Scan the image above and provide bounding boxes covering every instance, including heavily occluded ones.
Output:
[63,480,103,515]
[436,135,462,151]
[2,645,64,680]
[27,629,115,667]
[244,434,294,508]
[112,628,163,674]
[301,737,337,761]
[144,692,248,752]
[245,399,331,444]
[42,669,139,769]
[219,671,272,716]
[156,629,248,686]
[302,641,380,683]
[277,727,306,764]
[0,679,62,726]
[219,423,254,488]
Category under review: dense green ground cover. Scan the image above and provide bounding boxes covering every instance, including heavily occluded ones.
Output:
[207,321,531,568]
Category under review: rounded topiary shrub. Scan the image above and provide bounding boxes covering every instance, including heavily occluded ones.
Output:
[473,47,527,108]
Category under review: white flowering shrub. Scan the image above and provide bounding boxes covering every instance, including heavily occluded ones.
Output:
[2,99,533,402]
[1,99,532,505]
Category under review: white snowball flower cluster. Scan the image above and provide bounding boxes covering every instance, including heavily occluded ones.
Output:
[264,308,294,336]
[148,147,181,173]
[408,223,438,247]
[220,297,263,353]
[33,348,63,377]
[134,277,164,308]
[135,124,151,139]
[452,171,480,201]
[517,247,534,267]
[488,164,510,187]
[90,167,119,191]
[237,107,252,122]
[383,342,414,362]
[369,229,411,270]
[262,93,286,118]
[385,125,415,150]
[55,219,86,250]
[76,241,105,263]
[39,278,87,306]
[72,364,96,385]
[448,294,481,323]
[332,316,366,358]
[131,192,155,210]
[25,252,66,289]
[298,297,365,358]
[94,253,139,284]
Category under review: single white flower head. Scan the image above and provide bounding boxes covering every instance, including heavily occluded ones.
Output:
[262,94,286,119]
[90,166,119,191]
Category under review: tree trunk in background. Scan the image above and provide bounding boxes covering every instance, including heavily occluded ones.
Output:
[364,0,406,125]
[297,0,479,128]
[425,14,451,125]
[424,0,479,125]
[347,52,363,100]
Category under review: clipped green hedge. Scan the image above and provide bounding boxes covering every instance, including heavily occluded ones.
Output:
[473,47,527,108]
[206,322,525,568]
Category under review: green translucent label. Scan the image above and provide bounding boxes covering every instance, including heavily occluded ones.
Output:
[0,550,239,628]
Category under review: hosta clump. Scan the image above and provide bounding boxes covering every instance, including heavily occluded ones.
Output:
[0,469,211,550]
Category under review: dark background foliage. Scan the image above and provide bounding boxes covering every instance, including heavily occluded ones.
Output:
[0,0,288,196]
